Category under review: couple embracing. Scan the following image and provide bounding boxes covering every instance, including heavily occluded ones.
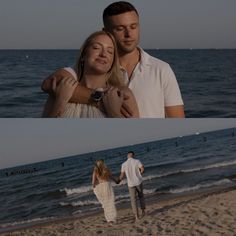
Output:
[42,1,184,118]
[92,151,145,223]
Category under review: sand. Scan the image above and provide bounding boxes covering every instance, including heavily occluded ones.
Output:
[1,187,236,236]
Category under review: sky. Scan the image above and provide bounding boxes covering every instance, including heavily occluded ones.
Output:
[1,119,236,169]
[0,0,236,49]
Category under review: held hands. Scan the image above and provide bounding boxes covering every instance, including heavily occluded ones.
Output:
[115,178,121,184]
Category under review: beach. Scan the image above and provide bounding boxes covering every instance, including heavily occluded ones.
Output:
[1,186,236,236]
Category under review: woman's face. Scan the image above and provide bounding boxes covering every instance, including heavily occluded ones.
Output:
[84,34,115,75]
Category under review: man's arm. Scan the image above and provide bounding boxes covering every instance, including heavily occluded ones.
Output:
[139,165,144,174]
[165,105,185,118]
[117,171,126,184]
[41,68,138,117]
[42,77,78,118]
[41,68,93,104]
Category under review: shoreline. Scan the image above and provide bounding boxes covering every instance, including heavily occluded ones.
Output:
[1,184,236,235]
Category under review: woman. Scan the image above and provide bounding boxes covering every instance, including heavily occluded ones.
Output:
[43,31,139,118]
[92,159,118,224]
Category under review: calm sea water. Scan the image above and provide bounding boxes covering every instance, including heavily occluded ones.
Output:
[0,49,235,117]
[0,127,236,231]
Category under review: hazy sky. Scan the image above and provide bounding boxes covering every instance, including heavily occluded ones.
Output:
[1,119,236,169]
[0,0,236,49]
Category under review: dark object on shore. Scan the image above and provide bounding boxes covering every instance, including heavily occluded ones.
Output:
[6,168,38,177]
[228,174,236,180]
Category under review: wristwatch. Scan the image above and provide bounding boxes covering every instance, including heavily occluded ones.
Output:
[89,88,104,107]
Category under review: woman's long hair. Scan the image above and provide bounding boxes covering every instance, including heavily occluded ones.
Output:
[94,159,111,180]
[75,31,124,87]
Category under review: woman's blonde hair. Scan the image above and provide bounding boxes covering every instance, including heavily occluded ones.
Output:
[94,159,111,180]
[75,31,124,87]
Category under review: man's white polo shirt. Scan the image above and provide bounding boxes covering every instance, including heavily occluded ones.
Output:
[121,158,143,187]
[121,48,184,118]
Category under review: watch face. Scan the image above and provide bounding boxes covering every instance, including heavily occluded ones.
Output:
[91,91,103,102]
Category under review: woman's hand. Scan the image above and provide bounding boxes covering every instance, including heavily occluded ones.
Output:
[45,77,78,117]
[52,77,78,103]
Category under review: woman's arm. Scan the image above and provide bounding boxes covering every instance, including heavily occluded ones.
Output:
[41,68,94,104]
[109,173,120,184]
[92,171,97,188]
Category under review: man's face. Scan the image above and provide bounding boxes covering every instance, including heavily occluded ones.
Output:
[106,11,140,54]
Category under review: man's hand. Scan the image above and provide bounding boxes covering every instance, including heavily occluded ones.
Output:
[119,87,139,118]
[102,86,139,118]
[102,87,124,117]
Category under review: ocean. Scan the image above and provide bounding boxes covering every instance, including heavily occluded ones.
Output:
[0,49,235,117]
[0,127,236,232]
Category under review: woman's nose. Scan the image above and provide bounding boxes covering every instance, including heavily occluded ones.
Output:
[99,48,107,57]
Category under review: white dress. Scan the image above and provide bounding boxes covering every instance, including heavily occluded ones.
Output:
[61,103,106,118]
[93,181,117,222]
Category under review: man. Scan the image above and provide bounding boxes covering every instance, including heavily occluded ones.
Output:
[118,151,145,221]
[42,1,184,118]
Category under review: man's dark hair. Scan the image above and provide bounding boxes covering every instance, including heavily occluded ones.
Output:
[128,151,135,156]
[103,1,139,28]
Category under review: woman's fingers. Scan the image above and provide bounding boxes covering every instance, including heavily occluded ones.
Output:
[52,76,57,93]
[60,77,78,89]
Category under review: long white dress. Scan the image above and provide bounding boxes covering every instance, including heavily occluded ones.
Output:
[93,181,117,222]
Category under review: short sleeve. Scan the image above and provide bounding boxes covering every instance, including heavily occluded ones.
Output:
[162,65,184,107]
[63,67,78,80]
[137,160,143,168]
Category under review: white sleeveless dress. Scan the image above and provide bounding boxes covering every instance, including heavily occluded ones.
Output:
[93,181,117,222]
[61,103,106,118]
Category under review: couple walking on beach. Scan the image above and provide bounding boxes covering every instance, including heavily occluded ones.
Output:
[92,151,145,223]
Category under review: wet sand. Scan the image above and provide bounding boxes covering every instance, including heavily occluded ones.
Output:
[1,186,236,236]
